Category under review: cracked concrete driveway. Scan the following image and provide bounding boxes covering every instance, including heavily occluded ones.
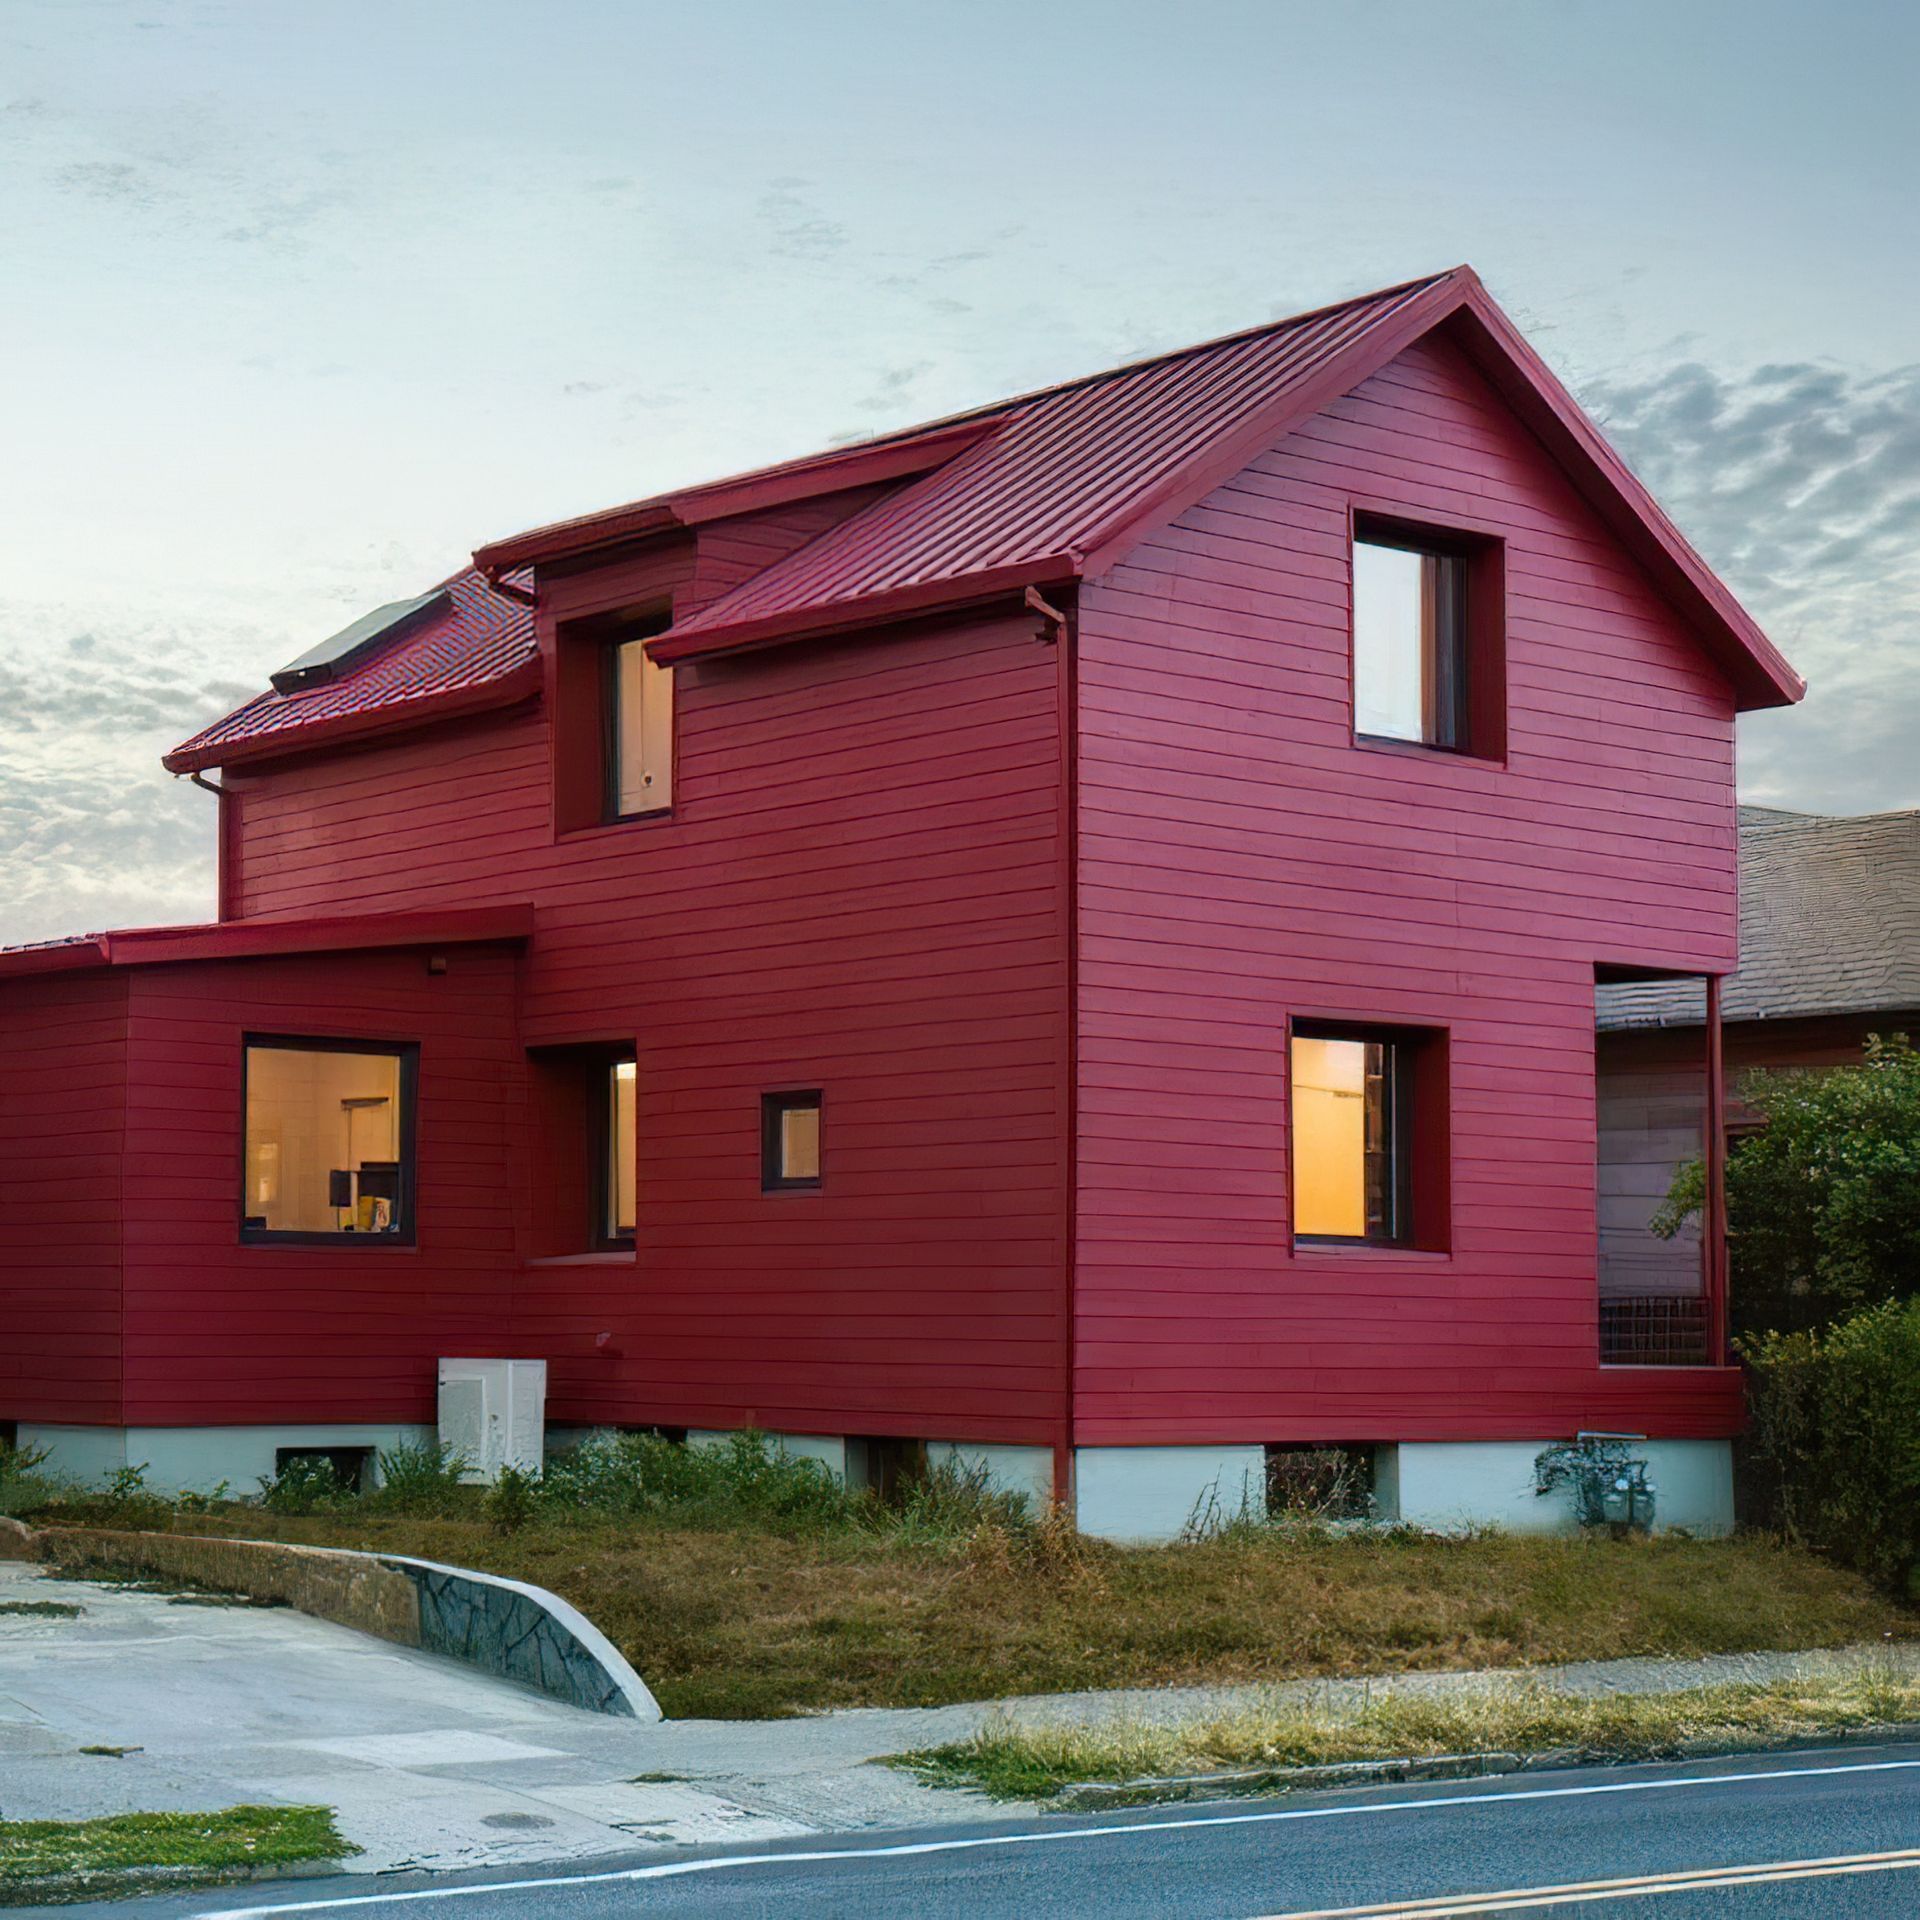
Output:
[0,1559,998,1874]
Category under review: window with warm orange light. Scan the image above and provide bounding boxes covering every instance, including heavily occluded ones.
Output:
[1290,1024,1448,1250]
[601,1057,637,1245]
[1292,1034,1399,1241]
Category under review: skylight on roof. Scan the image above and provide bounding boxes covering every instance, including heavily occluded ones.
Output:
[269,587,451,695]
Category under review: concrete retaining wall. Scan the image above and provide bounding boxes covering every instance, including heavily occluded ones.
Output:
[20,1524,659,1720]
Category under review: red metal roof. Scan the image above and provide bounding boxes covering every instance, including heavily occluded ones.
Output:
[170,266,1802,772]
[165,567,536,774]
[655,272,1457,659]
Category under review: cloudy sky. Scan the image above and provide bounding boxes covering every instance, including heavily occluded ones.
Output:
[3,0,1916,943]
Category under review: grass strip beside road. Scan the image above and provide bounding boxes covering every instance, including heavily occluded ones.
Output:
[0,1805,350,1906]
[897,1668,1920,1800]
[143,1514,1915,1719]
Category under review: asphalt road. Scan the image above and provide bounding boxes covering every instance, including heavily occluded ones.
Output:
[41,1743,1920,1920]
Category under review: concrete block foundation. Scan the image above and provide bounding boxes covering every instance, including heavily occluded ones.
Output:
[1378,1439,1734,1536]
[1074,1444,1266,1544]
[19,1424,438,1497]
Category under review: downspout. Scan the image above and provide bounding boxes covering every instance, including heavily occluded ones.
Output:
[1704,974,1728,1364]
[1044,584,1079,1512]
[175,770,234,922]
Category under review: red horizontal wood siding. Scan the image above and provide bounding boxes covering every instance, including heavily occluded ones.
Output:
[1072,335,1745,1445]
[0,973,128,1425]
[220,604,1069,1443]
[117,947,524,1427]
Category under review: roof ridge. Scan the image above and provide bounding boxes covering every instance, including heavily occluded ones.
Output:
[783,266,1468,461]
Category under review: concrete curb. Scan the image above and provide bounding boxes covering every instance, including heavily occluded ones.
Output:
[21,1524,659,1721]
[1047,1722,1920,1809]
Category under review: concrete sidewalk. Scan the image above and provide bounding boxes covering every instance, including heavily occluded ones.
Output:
[1,1557,1911,1877]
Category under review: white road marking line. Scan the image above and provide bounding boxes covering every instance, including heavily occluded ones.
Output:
[1251,1846,1920,1915]
[195,1754,1920,1917]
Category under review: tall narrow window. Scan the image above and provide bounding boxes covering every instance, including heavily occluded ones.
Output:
[1291,1032,1405,1243]
[609,633,674,817]
[1353,531,1467,749]
[601,1058,637,1246]
[242,1039,416,1242]
[762,1091,822,1191]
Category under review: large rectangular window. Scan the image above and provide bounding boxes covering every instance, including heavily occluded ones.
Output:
[601,1058,637,1246]
[608,633,674,817]
[242,1039,416,1242]
[1353,531,1467,749]
[1292,1032,1404,1242]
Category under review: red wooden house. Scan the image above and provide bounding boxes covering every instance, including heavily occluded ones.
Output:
[0,268,1803,1538]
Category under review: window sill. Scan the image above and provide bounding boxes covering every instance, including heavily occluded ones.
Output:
[240,1236,418,1252]
[526,1250,637,1268]
[1292,1240,1451,1261]
[1352,733,1506,772]
[556,808,675,845]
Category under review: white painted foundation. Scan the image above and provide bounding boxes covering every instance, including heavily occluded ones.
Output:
[1073,1444,1267,1544]
[927,1441,1054,1509]
[18,1423,438,1497]
[1380,1439,1735,1536]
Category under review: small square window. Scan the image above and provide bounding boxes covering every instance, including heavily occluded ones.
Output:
[762,1091,822,1191]
[242,1037,416,1244]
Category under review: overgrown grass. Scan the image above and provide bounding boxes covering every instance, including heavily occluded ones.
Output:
[0,1804,350,1902]
[140,1510,1914,1719]
[17,1431,1916,1720]
[899,1667,1920,1799]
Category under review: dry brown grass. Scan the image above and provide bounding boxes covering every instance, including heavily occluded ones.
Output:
[144,1510,1917,1720]
[901,1665,1920,1798]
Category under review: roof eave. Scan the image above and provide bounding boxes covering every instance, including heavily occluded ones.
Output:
[472,417,1009,577]
[163,656,543,775]
[0,905,537,982]
[1443,286,1805,713]
[648,557,1081,665]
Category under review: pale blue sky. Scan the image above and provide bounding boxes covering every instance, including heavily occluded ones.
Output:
[3,0,1916,939]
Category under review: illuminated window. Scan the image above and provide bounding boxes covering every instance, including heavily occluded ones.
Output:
[1291,1032,1404,1243]
[242,1039,415,1242]
[609,633,674,817]
[602,1058,637,1245]
[762,1091,822,1191]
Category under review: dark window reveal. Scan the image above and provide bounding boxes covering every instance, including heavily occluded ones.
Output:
[241,1038,417,1243]
[762,1090,822,1191]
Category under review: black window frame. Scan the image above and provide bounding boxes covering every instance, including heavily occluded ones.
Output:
[761,1089,823,1193]
[601,615,674,826]
[1351,519,1471,753]
[593,1051,638,1250]
[239,1034,419,1248]
[1290,1024,1414,1249]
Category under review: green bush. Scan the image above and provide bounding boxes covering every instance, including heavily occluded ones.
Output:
[1657,1033,1920,1335]
[542,1429,856,1530]
[366,1439,470,1516]
[257,1457,351,1516]
[0,1438,61,1520]
[485,1464,540,1535]
[1744,1297,1920,1593]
